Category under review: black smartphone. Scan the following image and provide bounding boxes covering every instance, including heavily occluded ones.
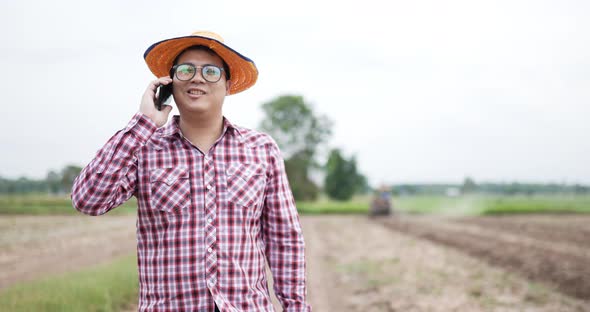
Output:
[156,83,173,111]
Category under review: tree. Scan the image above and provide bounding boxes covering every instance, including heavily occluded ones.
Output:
[260,95,332,159]
[61,165,83,194]
[46,170,61,194]
[259,95,332,201]
[324,149,366,201]
[355,174,370,195]
[284,151,320,201]
[461,176,477,194]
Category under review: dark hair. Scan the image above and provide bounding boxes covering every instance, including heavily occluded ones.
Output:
[171,45,231,80]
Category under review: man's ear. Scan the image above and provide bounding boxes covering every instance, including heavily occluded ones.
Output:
[225,80,232,95]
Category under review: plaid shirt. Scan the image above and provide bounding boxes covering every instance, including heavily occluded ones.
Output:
[72,113,310,312]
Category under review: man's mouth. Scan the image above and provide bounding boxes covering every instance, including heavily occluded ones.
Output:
[187,89,206,95]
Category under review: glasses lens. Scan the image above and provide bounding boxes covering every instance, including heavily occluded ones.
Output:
[176,64,195,81]
[202,65,222,82]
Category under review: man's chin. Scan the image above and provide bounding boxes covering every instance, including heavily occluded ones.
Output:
[178,103,215,117]
[178,99,208,110]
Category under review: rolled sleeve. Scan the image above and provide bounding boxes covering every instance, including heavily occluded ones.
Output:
[71,113,157,215]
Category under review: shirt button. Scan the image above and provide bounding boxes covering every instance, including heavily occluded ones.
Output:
[209,280,216,287]
[207,218,213,224]
[206,184,212,190]
[207,247,213,253]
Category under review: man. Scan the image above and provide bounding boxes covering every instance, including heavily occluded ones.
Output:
[370,184,392,217]
[71,31,310,312]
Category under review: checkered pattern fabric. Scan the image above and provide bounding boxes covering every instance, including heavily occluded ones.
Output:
[72,113,310,312]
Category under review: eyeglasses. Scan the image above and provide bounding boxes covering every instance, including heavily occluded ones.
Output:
[171,63,225,83]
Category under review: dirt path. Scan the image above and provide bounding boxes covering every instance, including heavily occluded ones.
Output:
[0,215,136,289]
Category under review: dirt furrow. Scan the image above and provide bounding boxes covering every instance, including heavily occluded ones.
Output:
[413,217,589,259]
[379,216,590,301]
[454,215,590,249]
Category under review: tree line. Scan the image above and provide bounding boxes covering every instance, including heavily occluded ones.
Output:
[0,165,82,194]
[260,95,368,201]
[395,177,590,196]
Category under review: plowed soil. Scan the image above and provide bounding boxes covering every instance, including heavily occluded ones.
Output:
[0,215,136,289]
[378,214,590,301]
[2,214,589,311]
[305,215,589,312]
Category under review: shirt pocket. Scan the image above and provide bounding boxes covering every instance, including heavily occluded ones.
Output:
[149,166,191,213]
[226,162,267,209]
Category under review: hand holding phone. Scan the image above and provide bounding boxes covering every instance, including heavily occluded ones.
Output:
[139,77,174,127]
[156,83,173,111]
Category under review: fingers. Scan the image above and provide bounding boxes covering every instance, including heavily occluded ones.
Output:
[147,77,173,92]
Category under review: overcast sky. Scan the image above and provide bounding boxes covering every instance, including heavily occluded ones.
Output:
[2,0,589,185]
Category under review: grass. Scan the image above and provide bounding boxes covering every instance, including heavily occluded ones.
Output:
[394,195,590,215]
[0,254,138,312]
[297,196,369,214]
[298,194,590,215]
[2,194,589,216]
[297,194,488,215]
[0,194,136,215]
[480,195,590,215]
[395,195,482,214]
[296,194,488,215]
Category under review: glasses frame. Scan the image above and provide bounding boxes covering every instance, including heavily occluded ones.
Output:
[171,63,225,83]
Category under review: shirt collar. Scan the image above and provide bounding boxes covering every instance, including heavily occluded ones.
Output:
[160,115,242,139]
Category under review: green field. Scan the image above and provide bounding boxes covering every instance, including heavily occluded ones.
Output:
[297,196,369,214]
[478,195,590,215]
[1,194,589,216]
[0,254,138,312]
[298,194,590,215]
[0,194,136,215]
[394,195,590,215]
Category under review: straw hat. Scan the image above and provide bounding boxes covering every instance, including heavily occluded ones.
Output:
[143,31,258,95]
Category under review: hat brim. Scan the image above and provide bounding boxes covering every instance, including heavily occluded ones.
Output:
[144,35,258,95]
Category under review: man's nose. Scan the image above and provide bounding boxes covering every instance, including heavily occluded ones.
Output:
[190,68,206,83]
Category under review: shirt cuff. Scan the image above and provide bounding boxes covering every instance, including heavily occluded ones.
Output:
[125,112,158,143]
